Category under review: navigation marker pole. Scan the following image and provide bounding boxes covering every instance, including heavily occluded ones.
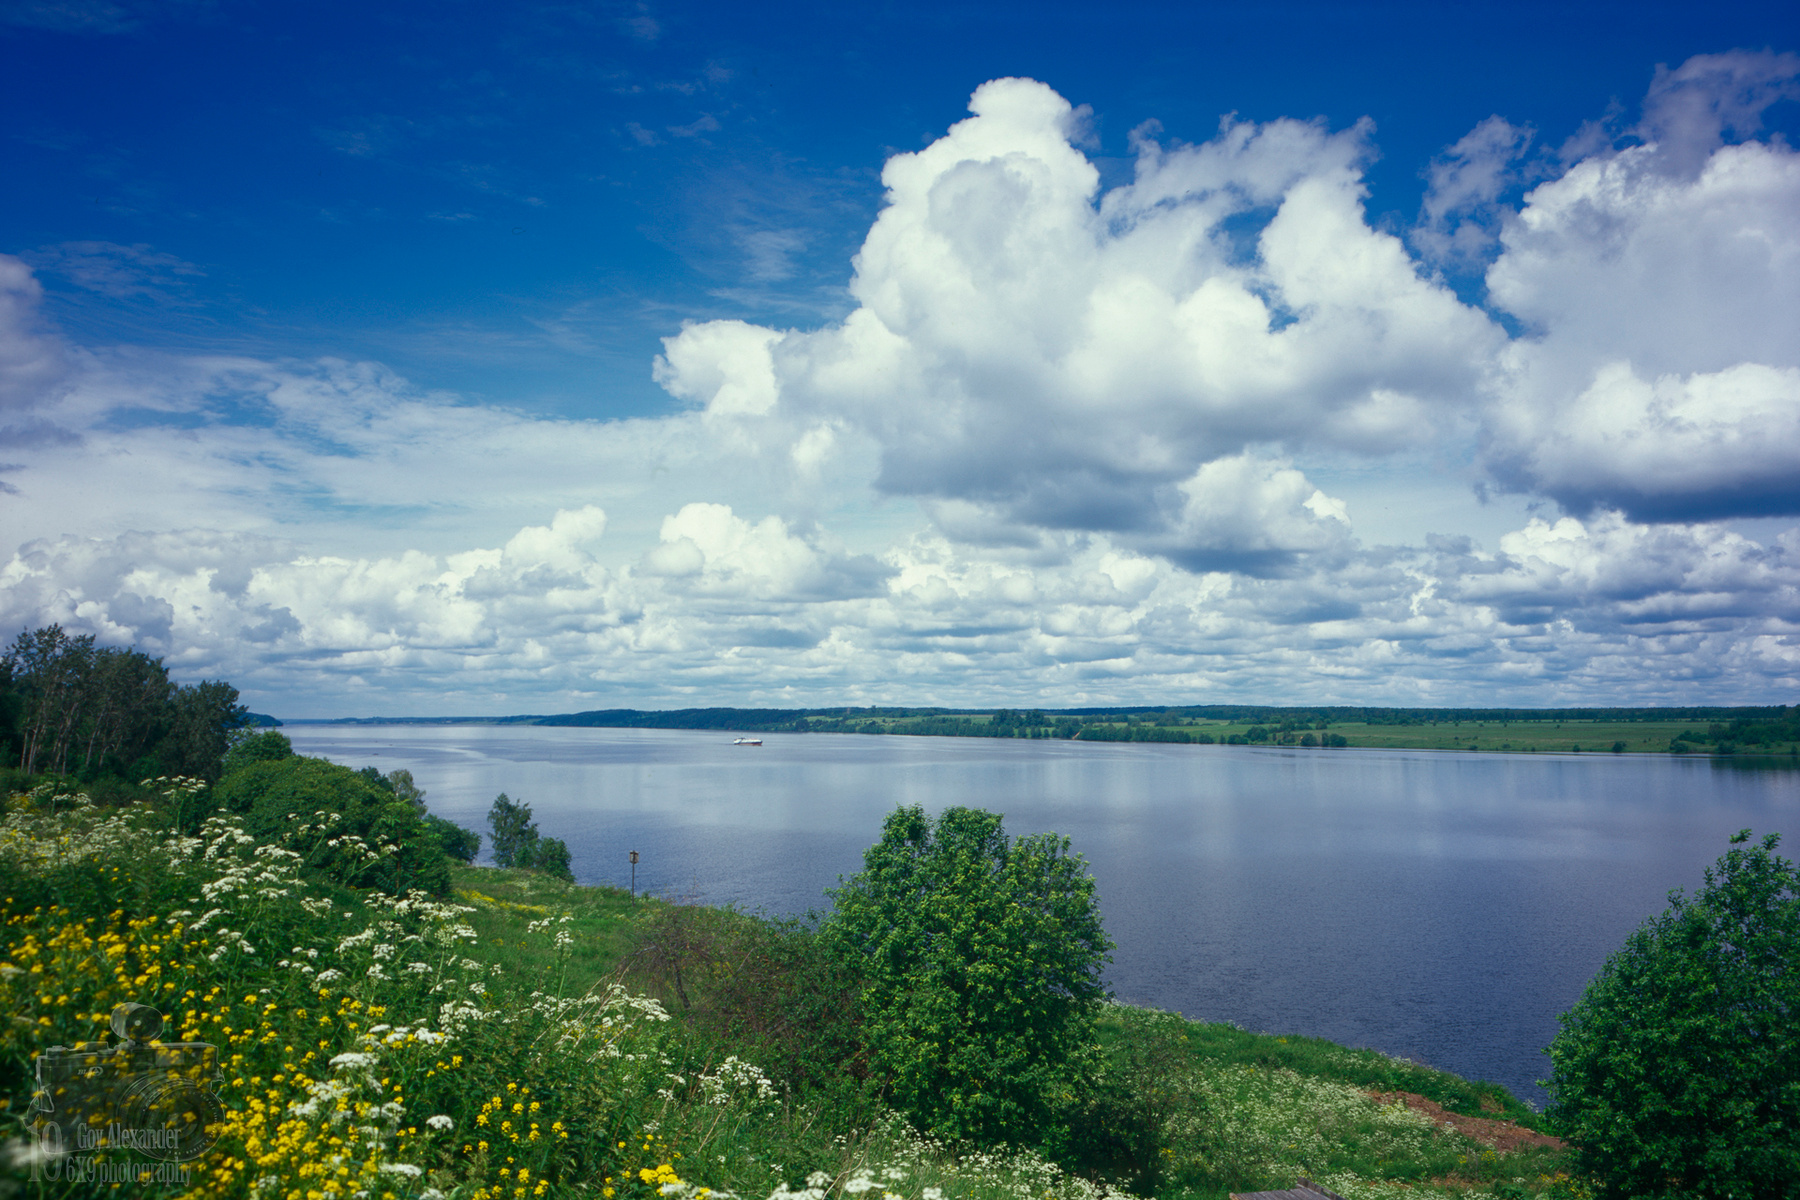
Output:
[629,850,638,899]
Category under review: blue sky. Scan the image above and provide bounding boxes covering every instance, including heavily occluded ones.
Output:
[3,0,1798,715]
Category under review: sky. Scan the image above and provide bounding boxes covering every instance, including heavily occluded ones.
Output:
[2,0,1799,717]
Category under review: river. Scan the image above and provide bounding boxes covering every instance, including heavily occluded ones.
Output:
[284,724,1798,1107]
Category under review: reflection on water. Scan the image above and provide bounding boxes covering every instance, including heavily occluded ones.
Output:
[286,725,1798,1107]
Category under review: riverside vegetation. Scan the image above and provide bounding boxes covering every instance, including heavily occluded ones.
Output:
[0,773,1576,1200]
[5,626,1790,1199]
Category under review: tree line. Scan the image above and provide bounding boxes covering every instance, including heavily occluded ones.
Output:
[524,702,1799,735]
[1,624,247,783]
[0,623,550,894]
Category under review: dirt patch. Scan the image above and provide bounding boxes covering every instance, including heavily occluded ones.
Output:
[1368,1091,1565,1153]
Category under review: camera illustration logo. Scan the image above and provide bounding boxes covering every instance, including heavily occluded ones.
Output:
[27,1002,225,1166]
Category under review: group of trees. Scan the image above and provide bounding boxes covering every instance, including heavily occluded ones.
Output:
[1669,713,1800,755]
[487,793,574,880]
[539,702,1800,738]
[214,735,571,891]
[212,731,466,895]
[801,806,1797,1195]
[1233,725,1349,747]
[1,624,248,782]
[0,622,549,897]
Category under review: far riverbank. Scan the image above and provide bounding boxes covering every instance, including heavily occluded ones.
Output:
[285,702,1800,758]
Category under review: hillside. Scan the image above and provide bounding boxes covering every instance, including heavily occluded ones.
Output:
[1,772,1579,1200]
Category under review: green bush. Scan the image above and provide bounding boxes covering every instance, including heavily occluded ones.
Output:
[220,728,293,776]
[1546,830,1799,1197]
[425,812,482,861]
[625,902,870,1101]
[214,755,452,895]
[823,805,1111,1149]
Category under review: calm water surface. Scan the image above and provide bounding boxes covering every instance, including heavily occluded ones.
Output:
[286,725,1798,1107]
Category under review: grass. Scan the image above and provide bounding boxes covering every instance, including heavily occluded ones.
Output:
[1288,719,1729,756]
[1111,1017,1542,1128]
[1089,1005,1573,1200]
[449,863,644,994]
[450,866,1578,1199]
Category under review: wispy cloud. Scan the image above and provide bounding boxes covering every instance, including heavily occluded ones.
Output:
[22,241,205,301]
[0,0,136,34]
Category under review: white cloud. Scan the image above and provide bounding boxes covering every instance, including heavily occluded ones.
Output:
[6,501,1794,714]
[1448,512,1800,636]
[21,241,206,301]
[656,78,1502,543]
[639,502,891,602]
[654,319,783,417]
[1636,50,1800,178]
[5,66,1800,713]
[0,255,74,415]
[1414,116,1535,266]
[1481,51,1800,520]
[1143,454,1352,577]
[1486,361,1800,521]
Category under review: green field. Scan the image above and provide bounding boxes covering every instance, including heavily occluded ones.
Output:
[807,711,1800,757]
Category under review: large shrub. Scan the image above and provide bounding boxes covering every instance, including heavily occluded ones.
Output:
[1546,830,1799,1197]
[626,902,868,1098]
[823,805,1112,1148]
[214,755,452,895]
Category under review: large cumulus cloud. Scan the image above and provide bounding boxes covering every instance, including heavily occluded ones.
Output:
[658,60,1800,543]
[657,77,1500,552]
[1482,51,1800,520]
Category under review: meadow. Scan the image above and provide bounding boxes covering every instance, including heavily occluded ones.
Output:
[1185,718,1709,755]
[0,775,1582,1200]
[595,707,1799,757]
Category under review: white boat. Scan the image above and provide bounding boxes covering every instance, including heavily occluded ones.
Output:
[732,736,763,746]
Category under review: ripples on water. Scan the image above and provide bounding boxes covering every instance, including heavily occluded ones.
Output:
[287,725,1798,1107]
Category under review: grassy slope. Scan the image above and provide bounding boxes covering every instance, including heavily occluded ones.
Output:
[455,862,1546,1122]
[0,775,1574,1200]
[457,864,1572,1198]
[450,862,642,993]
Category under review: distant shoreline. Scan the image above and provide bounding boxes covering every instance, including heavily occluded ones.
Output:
[278,703,1800,758]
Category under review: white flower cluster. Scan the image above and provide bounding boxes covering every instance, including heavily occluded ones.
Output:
[774,1118,1141,1200]
[0,805,147,870]
[199,844,302,905]
[698,1056,778,1106]
[437,999,495,1036]
[374,890,477,924]
[365,1023,448,1047]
